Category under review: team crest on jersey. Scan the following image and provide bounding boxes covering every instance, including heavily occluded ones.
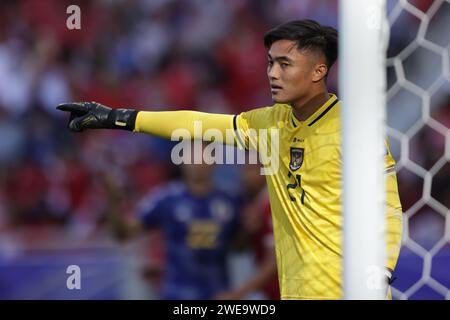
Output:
[289,147,304,171]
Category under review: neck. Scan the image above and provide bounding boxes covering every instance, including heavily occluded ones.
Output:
[186,179,211,197]
[291,88,330,122]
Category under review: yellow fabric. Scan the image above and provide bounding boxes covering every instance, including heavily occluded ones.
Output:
[132,96,403,300]
[235,94,403,299]
[134,111,235,144]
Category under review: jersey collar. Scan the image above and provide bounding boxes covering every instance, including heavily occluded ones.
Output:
[291,94,339,128]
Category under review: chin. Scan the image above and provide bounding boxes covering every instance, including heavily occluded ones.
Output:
[272,95,289,104]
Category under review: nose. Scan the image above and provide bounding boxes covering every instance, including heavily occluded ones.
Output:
[267,64,279,80]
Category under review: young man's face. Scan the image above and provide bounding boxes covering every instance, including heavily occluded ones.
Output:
[267,39,326,104]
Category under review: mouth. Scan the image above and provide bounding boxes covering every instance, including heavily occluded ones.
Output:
[270,84,282,93]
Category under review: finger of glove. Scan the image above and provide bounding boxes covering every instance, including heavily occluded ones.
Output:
[69,112,80,125]
[68,115,86,132]
[57,102,90,116]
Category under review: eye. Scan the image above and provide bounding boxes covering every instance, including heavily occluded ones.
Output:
[268,60,273,67]
[280,63,289,68]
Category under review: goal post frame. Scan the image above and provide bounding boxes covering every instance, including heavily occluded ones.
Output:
[340,0,389,299]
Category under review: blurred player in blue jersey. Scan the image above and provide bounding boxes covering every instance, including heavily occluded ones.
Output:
[101,148,242,300]
[215,162,279,300]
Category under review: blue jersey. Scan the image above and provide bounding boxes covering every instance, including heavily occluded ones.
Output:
[138,182,240,300]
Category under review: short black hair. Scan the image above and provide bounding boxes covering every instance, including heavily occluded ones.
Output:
[264,19,338,69]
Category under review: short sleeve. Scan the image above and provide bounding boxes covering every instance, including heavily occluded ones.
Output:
[137,188,169,229]
[233,106,275,150]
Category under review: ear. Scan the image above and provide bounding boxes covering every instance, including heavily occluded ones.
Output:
[312,64,328,82]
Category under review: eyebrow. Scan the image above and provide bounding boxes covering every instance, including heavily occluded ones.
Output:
[268,54,293,63]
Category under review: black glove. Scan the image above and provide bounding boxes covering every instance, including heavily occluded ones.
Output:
[56,102,138,132]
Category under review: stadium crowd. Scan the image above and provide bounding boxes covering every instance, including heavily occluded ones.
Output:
[0,0,448,299]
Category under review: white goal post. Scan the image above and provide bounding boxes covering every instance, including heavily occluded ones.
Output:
[340,0,389,299]
[341,0,450,300]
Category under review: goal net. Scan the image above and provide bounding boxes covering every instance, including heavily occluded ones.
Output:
[341,0,449,299]
[386,0,450,300]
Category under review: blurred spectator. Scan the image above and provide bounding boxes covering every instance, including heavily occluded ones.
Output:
[98,145,243,300]
[216,162,279,300]
[0,0,448,300]
[0,0,341,232]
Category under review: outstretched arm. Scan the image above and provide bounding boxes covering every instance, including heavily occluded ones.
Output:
[57,102,236,145]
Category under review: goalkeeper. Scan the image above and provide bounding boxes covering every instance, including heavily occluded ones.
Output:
[57,19,402,300]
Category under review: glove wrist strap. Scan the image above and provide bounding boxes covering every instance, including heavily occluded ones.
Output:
[108,109,138,131]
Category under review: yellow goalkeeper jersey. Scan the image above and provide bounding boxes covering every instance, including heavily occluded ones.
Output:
[133,93,403,299]
[233,94,403,299]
